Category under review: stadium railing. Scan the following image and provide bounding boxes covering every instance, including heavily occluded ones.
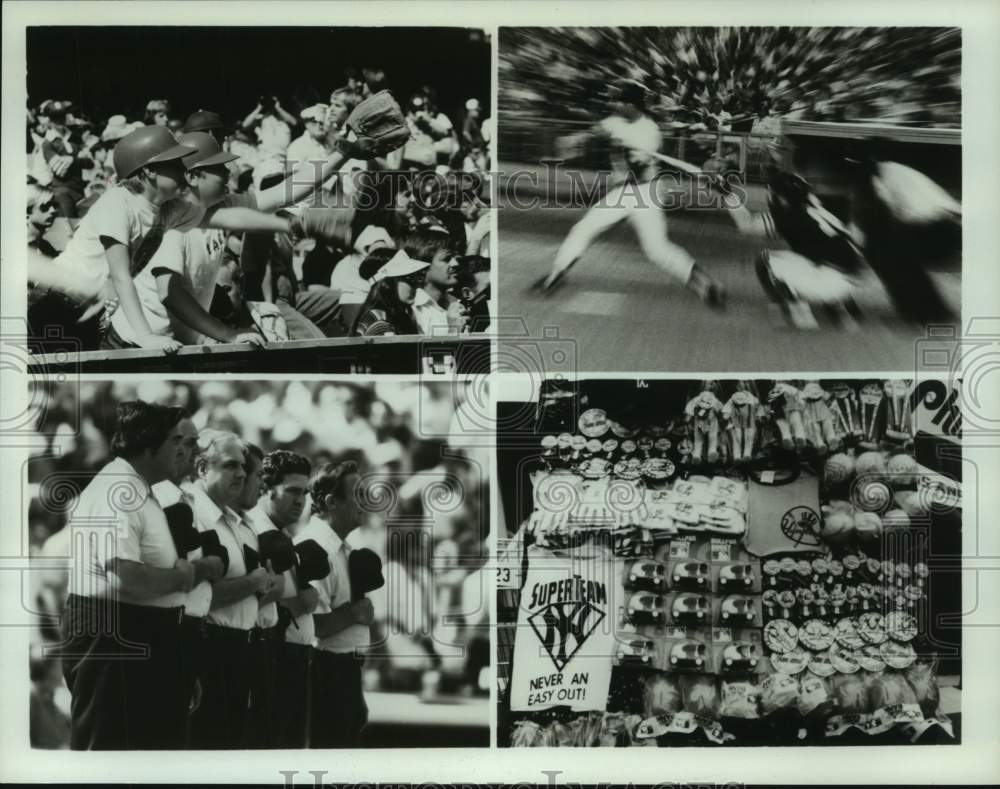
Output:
[27,335,491,375]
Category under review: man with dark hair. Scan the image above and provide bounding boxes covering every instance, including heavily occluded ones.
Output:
[150,412,226,746]
[60,400,210,749]
[404,230,468,335]
[300,460,374,747]
[187,431,275,748]
[453,254,491,332]
[245,450,323,747]
[234,443,285,747]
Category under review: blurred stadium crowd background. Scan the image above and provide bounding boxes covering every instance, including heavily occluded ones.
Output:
[27,380,490,748]
[500,27,961,130]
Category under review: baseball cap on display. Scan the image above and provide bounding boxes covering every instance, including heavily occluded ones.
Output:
[183,109,224,134]
[352,225,395,255]
[368,250,428,283]
[176,131,239,171]
[300,104,328,122]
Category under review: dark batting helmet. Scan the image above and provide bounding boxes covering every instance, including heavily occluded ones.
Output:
[176,132,239,171]
[113,125,195,180]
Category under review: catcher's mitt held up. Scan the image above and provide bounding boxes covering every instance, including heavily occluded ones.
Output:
[341,90,411,158]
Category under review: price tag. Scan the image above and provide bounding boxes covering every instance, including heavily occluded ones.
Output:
[710,539,734,562]
[669,541,691,559]
[495,537,522,589]
[712,628,733,643]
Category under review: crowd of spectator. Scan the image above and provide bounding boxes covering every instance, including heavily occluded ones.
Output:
[26,67,493,353]
[501,27,961,132]
[28,379,490,748]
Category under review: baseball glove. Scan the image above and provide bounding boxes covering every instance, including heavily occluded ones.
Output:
[342,90,410,158]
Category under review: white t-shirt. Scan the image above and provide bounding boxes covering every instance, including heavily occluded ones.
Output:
[109,193,256,345]
[600,115,662,183]
[52,186,200,309]
[67,457,186,609]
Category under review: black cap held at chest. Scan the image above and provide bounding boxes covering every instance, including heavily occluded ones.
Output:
[349,548,385,602]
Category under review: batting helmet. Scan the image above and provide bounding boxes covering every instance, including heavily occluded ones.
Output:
[113,125,195,180]
[183,109,224,134]
[176,131,239,171]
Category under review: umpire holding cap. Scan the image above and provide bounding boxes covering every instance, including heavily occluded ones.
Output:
[150,414,228,746]
[299,461,374,747]
[187,432,275,748]
[244,449,327,748]
[59,401,208,749]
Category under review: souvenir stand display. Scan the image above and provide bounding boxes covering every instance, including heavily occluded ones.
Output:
[498,379,962,747]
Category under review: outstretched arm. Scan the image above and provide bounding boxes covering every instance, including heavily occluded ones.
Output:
[156,270,266,346]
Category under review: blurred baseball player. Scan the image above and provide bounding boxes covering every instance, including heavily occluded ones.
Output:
[536,81,725,308]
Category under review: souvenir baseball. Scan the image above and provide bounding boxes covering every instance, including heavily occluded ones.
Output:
[882,508,911,534]
[579,408,611,438]
[897,490,929,518]
[887,452,919,487]
[820,501,855,544]
[883,379,913,443]
[858,383,885,448]
[852,477,892,513]
[766,382,807,451]
[853,510,883,543]
[801,381,841,454]
[685,389,724,464]
[829,382,864,444]
[824,452,856,486]
[723,383,759,464]
[855,450,887,479]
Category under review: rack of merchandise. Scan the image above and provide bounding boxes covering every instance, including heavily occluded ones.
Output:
[497,378,962,747]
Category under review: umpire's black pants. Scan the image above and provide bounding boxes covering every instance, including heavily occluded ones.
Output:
[243,623,284,748]
[309,651,367,748]
[59,594,184,750]
[188,623,256,749]
[273,641,314,748]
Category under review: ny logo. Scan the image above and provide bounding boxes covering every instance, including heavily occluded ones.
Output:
[528,600,605,671]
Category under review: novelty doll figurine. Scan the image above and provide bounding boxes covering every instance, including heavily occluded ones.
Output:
[801,381,841,455]
[685,383,725,465]
[723,380,760,464]
[766,381,807,451]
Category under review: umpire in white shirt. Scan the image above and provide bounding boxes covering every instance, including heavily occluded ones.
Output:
[235,443,286,747]
[59,401,208,749]
[302,460,374,747]
[244,449,324,748]
[187,431,277,748]
[151,414,227,747]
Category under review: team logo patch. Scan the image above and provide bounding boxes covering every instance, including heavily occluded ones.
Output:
[780,506,822,547]
[528,599,606,672]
